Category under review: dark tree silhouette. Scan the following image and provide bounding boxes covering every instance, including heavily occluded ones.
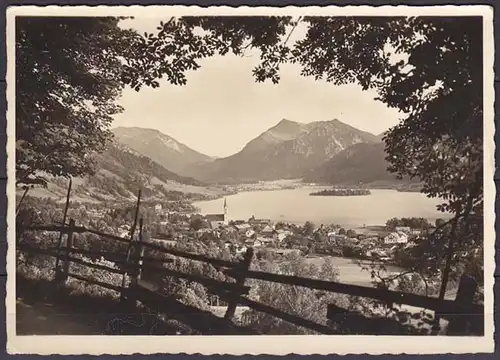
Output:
[16,17,139,186]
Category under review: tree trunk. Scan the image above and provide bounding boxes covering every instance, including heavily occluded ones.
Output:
[438,216,459,300]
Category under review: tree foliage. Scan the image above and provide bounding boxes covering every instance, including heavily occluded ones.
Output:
[244,256,340,334]
[385,217,432,231]
[16,17,142,186]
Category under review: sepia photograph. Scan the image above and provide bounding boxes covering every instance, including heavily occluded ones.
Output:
[6,4,495,355]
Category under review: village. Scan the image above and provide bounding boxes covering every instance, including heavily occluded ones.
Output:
[21,194,436,267]
[111,198,436,265]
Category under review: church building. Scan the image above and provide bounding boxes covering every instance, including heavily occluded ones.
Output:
[206,198,228,229]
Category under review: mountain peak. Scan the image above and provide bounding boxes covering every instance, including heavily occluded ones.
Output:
[271,118,308,133]
[113,126,162,135]
[111,126,212,176]
[276,118,298,126]
[270,118,303,132]
[188,117,383,183]
[239,119,307,154]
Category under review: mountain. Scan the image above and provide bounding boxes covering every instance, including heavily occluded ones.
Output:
[111,127,213,176]
[241,119,309,153]
[184,119,380,183]
[304,142,420,189]
[24,143,227,203]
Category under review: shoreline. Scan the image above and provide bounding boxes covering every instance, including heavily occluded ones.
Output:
[203,183,424,203]
[190,184,448,228]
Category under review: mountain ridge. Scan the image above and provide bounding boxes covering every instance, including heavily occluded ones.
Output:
[23,142,227,203]
[304,141,420,189]
[109,120,407,189]
[183,118,380,183]
[111,126,214,176]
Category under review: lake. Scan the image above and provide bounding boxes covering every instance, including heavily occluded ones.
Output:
[193,187,448,228]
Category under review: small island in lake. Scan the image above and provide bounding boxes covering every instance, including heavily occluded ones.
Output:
[309,188,372,197]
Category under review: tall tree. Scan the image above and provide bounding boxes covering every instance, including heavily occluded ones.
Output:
[16,17,140,186]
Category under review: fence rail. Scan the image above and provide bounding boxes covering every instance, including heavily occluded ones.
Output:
[17,219,484,336]
[223,267,484,317]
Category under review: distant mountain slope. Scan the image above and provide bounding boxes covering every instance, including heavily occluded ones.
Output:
[111,127,213,176]
[375,131,387,142]
[184,119,380,183]
[303,142,420,189]
[241,118,309,153]
[24,143,227,203]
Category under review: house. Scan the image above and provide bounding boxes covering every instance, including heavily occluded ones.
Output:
[117,224,131,238]
[384,233,399,244]
[208,218,225,230]
[403,242,418,250]
[245,229,256,238]
[244,239,255,247]
[327,231,336,242]
[277,232,289,242]
[119,230,130,238]
[410,229,422,236]
[257,237,274,246]
[274,229,292,242]
[235,246,248,255]
[224,241,233,250]
[205,198,229,228]
[396,232,409,243]
[384,232,409,245]
[395,226,411,234]
[197,228,212,235]
[249,218,272,226]
[234,223,252,234]
[261,225,274,237]
[154,204,163,214]
[276,229,292,235]
[333,234,347,243]
[389,245,398,252]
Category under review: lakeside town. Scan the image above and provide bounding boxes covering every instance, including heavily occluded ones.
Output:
[161,201,432,260]
[19,190,439,268]
[106,196,437,266]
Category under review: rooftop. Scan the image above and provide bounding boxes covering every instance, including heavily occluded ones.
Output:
[206,214,225,221]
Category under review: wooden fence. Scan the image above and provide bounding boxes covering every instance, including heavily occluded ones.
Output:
[16,220,484,336]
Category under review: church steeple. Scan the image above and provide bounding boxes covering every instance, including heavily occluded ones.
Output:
[223,198,228,225]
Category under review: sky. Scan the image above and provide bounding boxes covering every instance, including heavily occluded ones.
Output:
[112,17,403,158]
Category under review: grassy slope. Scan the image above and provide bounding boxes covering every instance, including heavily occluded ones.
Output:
[20,143,228,203]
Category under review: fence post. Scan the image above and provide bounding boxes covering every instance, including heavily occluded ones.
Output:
[54,179,72,280]
[130,219,146,288]
[224,247,254,321]
[124,218,147,308]
[446,274,479,335]
[120,190,141,303]
[56,218,75,285]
